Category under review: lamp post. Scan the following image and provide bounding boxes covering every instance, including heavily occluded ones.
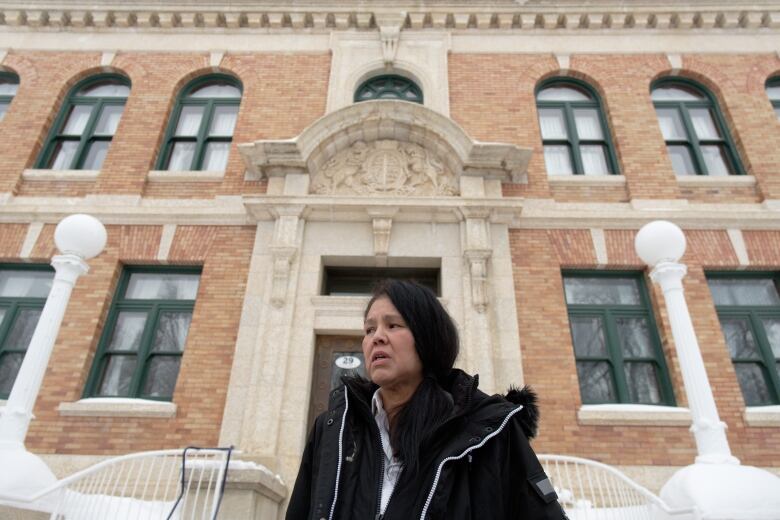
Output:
[635,220,780,518]
[0,214,106,503]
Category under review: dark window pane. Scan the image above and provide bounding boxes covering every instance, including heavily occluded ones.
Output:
[537,86,591,102]
[624,362,662,404]
[151,312,192,353]
[141,356,180,397]
[94,105,124,135]
[616,317,654,357]
[97,355,137,396]
[570,317,607,357]
[174,106,204,136]
[61,105,93,135]
[107,311,147,352]
[81,141,109,170]
[760,319,780,359]
[166,141,196,171]
[125,273,200,300]
[0,353,24,396]
[543,145,573,175]
[0,308,6,326]
[701,145,733,176]
[330,351,366,390]
[48,140,79,170]
[576,361,616,403]
[708,278,780,306]
[668,145,697,176]
[6,309,42,350]
[564,277,641,305]
[0,270,53,298]
[734,363,773,406]
[720,318,761,359]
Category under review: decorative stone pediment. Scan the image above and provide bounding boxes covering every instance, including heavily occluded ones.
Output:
[239,100,532,195]
[311,140,458,196]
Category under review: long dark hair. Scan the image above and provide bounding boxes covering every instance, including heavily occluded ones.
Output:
[364,279,459,475]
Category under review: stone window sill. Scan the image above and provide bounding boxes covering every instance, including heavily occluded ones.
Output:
[676,175,757,188]
[58,398,176,418]
[548,175,626,187]
[22,168,100,182]
[744,405,780,427]
[147,170,225,182]
[578,404,692,426]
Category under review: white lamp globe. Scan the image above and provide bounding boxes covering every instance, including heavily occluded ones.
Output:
[54,214,107,260]
[635,220,687,267]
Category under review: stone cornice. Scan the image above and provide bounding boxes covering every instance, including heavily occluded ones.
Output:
[0,3,778,33]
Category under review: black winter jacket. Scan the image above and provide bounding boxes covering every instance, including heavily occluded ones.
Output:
[286,370,568,520]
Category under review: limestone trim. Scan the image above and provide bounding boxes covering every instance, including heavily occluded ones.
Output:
[57,398,177,418]
[744,405,780,427]
[547,175,627,187]
[19,222,44,259]
[239,100,531,185]
[22,168,99,182]
[147,170,225,182]
[676,175,757,188]
[578,404,693,427]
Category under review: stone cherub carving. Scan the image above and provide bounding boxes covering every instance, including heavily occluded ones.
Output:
[311,140,458,196]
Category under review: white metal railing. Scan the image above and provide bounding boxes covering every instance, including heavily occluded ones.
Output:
[539,455,699,520]
[0,447,232,520]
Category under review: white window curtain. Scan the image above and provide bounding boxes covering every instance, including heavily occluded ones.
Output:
[573,108,603,139]
[543,145,572,175]
[62,105,93,135]
[580,145,608,175]
[203,142,230,171]
[175,106,204,136]
[689,108,720,139]
[209,106,238,136]
[538,108,567,139]
[655,108,686,140]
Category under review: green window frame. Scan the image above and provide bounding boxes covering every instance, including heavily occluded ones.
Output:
[536,78,619,176]
[157,74,242,172]
[84,267,201,401]
[706,273,780,406]
[651,78,743,176]
[354,74,423,104]
[36,74,130,171]
[0,265,54,399]
[766,77,780,121]
[0,71,20,122]
[563,271,675,406]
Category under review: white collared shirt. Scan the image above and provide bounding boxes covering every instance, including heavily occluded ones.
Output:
[371,389,403,515]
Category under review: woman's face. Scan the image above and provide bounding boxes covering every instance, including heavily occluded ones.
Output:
[362,296,424,391]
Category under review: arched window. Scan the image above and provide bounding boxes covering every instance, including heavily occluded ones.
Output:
[766,77,780,120]
[37,75,130,170]
[651,80,742,176]
[536,80,618,176]
[0,72,19,122]
[158,75,242,171]
[354,75,423,104]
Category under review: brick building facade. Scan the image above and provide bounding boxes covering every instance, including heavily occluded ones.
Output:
[0,0,779,516]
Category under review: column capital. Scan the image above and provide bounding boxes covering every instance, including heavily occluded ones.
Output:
[50,254,90,284]
[649,261,687,288]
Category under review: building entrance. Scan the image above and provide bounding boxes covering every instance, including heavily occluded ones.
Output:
[308,335,365,429]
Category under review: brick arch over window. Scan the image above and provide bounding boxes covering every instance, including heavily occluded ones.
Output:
[650,77,744,176]
[35,73,131,171]
[535,77,620,176]
[156,73,243,172]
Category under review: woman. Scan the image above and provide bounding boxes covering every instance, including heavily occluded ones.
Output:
[286,280,567,519]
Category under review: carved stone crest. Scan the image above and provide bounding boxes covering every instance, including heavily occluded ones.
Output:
[311,140,458,196]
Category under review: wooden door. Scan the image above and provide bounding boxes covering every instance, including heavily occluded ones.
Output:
[308,335,366,429]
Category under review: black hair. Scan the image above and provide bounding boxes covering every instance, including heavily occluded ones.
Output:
[364,279,459,475]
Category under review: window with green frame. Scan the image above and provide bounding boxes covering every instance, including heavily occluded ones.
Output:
[157,75,242,172]
[766,77,780,121]
[536,79,619,176]
[0,71,19,122]
[563,272,675,405]
[706,274,780,406]
[0,266,54,399]
[354,75,423,104]
[85,268,201,400]
[36,75,130,171]
[651,79,743,176]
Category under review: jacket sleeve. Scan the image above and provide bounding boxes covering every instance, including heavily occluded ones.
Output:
[285,417,321,520]
[506,415,569,519]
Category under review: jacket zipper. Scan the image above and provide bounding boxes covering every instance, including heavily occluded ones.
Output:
[374,423,385,520]
[418,405,525,520]
[328,386,350,520]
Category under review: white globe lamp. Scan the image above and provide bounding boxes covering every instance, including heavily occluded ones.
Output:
[634,220,686,267]
[54,214,107,259]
